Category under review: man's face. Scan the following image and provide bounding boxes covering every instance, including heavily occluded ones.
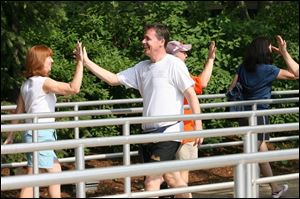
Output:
[175,51,187,62]
[142,28,164,58]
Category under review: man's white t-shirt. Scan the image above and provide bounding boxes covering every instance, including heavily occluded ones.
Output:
[117,54,194,132]
[21,76,56,124]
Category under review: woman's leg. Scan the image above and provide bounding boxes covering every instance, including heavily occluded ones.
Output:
[258,141,281,193]
[19,167,34,198]
[46,160,62,198]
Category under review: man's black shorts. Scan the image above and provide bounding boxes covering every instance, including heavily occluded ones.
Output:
[139,141,180,162]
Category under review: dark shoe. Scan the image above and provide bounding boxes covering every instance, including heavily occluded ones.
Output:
[159,182,174,198]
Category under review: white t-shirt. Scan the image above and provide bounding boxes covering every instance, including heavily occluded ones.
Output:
[117,54,194,132]
[21,76,56,123]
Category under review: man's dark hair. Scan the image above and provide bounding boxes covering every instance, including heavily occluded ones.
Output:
[243,36,273,72]
[144,23,169,48]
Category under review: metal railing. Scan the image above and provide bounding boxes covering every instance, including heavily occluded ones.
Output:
[2,135,298,169]
[1,97,298,121]
[2,149,298,198]
[1,106,299,198]
[1,90,299,197]
[1,90,298,112]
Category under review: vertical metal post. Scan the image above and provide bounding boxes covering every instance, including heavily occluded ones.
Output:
[123,122,131,196]
[74,104,85,198]
[234,163,246,198]
[250,103,259,198]
[32,117,39,198]
[244,103,259,198]
[243,128,252,198]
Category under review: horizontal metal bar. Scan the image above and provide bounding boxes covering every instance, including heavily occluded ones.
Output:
[1,107,298,132]
[1,90,298,111]
[1,97,298,121]
[2,135,298,168]
[256,173,299,184]
[1,149,298,190]
[1,123,298,154]
[102,181,235,198]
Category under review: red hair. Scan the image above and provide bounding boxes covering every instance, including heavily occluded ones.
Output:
[25,45,53,77]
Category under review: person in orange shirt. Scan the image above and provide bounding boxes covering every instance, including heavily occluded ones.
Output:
[166,40,216,185]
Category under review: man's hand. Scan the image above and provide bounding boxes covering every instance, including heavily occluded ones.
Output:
[193,137,204,147]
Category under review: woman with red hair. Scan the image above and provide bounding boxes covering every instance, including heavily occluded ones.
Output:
[4,42,83,198]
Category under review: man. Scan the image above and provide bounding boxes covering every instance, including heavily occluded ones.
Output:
[162,40,216,195]
[82,23,202,198]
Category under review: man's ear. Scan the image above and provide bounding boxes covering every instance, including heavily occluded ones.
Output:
[160,39,165,48]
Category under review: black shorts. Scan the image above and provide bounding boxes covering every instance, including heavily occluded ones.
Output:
[239,115,270,141]
[139,141,180,163]
[257,115,270,141]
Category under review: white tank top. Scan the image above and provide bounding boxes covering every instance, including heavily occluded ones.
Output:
[21,76,56,123]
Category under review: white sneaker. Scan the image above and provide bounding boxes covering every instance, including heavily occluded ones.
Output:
[272,184,288,198]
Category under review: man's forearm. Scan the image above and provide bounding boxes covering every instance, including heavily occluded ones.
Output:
[85,59,121,86]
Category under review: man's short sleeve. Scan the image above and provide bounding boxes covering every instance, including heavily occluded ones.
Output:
[172,61,194,93]
[117,67,139,89]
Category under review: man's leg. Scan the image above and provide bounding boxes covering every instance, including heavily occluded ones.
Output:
[164,171,192,198]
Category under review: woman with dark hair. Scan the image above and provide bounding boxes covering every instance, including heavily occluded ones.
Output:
[228,35,298,198]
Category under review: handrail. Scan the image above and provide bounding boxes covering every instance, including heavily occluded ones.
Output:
[1,107,298,132]
[2,123,298,154]
[1,92,298,197]
[2,135,298,168]
[1,149,298,191]
[1,89,298,111]
[1,97,298,121]
[1,104,298,197]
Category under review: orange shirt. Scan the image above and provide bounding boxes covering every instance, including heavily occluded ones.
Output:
[182,75,203,144]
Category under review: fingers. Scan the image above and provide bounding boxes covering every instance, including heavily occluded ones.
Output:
[193,139,200,147]
[276,35,286,47]
[275,35,287,54]
[76,42,82,52]
[276,35,284,44]
[73,41,84,60]
[207,41,216,59]
[271,46,280,53]
[210,41,215,48]
[193,138,203,147]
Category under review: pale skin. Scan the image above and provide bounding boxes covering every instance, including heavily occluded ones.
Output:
[158,41,216,189]
[83,28,201,198]
[4,42,83,198]
[175,41,216,89]
[272,35,299,77]
[228,36,298,91]
[228,36,298,194]
[172,41,216,185]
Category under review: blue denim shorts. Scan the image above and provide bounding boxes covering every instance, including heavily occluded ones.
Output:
[22,129,58,169]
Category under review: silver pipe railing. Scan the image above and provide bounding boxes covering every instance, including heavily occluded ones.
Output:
[1,107,298,132]
[1,95,298,197]
[2,122,298,154]
[1,120,299,197]
[2,97,298,121]
[2,135,298,169]
[1,90,298,111]
[1,149,298,198]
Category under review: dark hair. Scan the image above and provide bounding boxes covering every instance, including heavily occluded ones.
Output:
[243,36,273,72]
[144,23,169,48]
